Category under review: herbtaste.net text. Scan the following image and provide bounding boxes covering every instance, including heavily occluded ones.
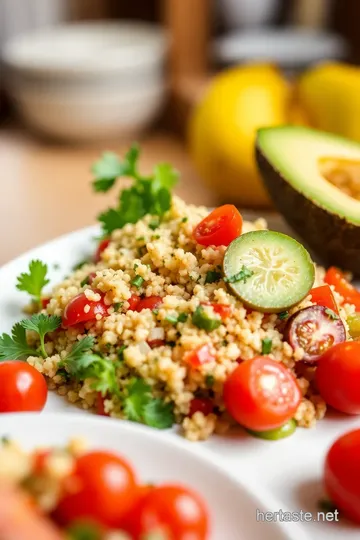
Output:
[256,509,339,522]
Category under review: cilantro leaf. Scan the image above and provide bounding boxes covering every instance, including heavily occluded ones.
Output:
[278,311,289,320]
[123,378,174,429]
[205,270,222,284]
[21,314,61,358]
[92,145,178,235]
[0,323,37,361]
[123,378,151,422]
[143,399,175,429]
[224,265,254,284]
[325,308,339,320]
[60,336,95,375]
[16,260,49,304]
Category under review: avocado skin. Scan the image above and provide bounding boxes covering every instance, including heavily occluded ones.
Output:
[255,145,360,276]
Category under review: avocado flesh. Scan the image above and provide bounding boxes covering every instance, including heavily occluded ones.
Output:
[256,126,360,275]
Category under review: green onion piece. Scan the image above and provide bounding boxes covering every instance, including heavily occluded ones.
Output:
[131,275,144,288]
[205,271,222,284]
[80,276,90,287]
[278,311,289,320]
[205,374,215,388]
[261,338,272,355]
[192,306,221,332]
[165,314,178,325]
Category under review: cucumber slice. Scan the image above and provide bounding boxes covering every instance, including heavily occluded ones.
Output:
[246,419,297,441]
[223,230,315,313]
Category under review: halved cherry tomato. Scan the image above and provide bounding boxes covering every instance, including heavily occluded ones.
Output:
[122,484,209,540]
[185,345,215,369]
[324,267,360,310]
[147,339,166,349]
[310,285,338,314]
[0,362,48,413]
[41,298,50,309]
[94,238,110,263]
[96,393,109,417]
[316,341,360,414]
[54,451,137,528]
[223,356,301,431]
[136,296,163,312]
[127,294,140,311]
[202,302,232,320]
[62,292,108,327]
[324,428,360,523]
[193,205,243,247]
[189,398,214,417]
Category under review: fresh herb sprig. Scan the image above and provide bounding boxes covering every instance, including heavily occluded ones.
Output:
[124,378,174,429]
[16,260,49,305]
[224,265,254,284]
[92,145,179,235]
[0,314,61,360]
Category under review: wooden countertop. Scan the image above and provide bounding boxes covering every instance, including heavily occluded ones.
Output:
[0,125,216,266]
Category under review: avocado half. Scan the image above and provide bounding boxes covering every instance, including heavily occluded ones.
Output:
[256,126,360,276]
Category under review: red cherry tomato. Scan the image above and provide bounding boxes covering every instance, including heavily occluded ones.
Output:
[136,296,163,312]
[324,428,360,523]
[0,362,48,413]
[96,393,109,417]
[193,205,243,247]
[41,298,50,309]
[316,341,360,414]
[202,303,232,320]
[189,398,214,417]
[185,345,215,369]
[223,356,301,431]
[94,238,110,263]
[147,339,166,349]
[55,451,137,528]
[127,294,141,311]
[122,484,209,540]
[62,292,108,327]
[324,267,360,310]
[310,285,339,314]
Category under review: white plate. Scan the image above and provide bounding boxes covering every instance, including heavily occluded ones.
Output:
[0,413,307,540]
[1,216,360,539]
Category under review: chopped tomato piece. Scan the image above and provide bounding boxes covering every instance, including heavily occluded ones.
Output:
[62,292,108,327]
[147,339,166,349]
[41,298,50,309]
[202,302,232,320]
[94,238,110,263]
[310,284,338,313]
[185,345,215,369]
[33,450,51,474]
[136,296,163,312]
[193,205,243,247]
[324,267,360,309]
[189,398,214,417]
[127,294,141,311]
[96,393,109,417]
[223,356,301,431]
[88,272,96,285]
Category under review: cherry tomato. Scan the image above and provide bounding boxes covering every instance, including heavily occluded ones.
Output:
[147,339,166,349]
[94,238,110,263]
[62,292,108,327]
[127,294,140,311]
[122,484,209,540]
[136,296,163,312]
[41,298,50,309]
[202,303,232,320]
[324,428,360,523]
[55,451,137,528]
[223,356,301,431]
[189,398,214,417]
[324,267,360,309]
[310,285,338,314]
[316,341,360,414]
[185,345,215,369]
[0,362,48,413]
[96,393,109,417]
[193,205,243,247]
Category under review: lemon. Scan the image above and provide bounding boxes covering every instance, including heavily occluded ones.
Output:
[188,64,305,208]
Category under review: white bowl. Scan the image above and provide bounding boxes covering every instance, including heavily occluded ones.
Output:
[3,22,168,141]
[0,413,308,540]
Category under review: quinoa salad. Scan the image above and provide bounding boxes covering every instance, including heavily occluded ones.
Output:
[0,437,209,539]
[1,144,359,442]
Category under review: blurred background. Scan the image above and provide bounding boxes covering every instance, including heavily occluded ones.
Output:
[0,0,360,263]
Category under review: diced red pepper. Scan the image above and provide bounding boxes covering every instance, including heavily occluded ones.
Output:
[33,450,50,474]
[310,284,339,314]
[96,393,109,417]
[185,344,215,369]
[127,294,141,311]
[202,302,232,320]
[189,398,214,417]
[135,296,163,312]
